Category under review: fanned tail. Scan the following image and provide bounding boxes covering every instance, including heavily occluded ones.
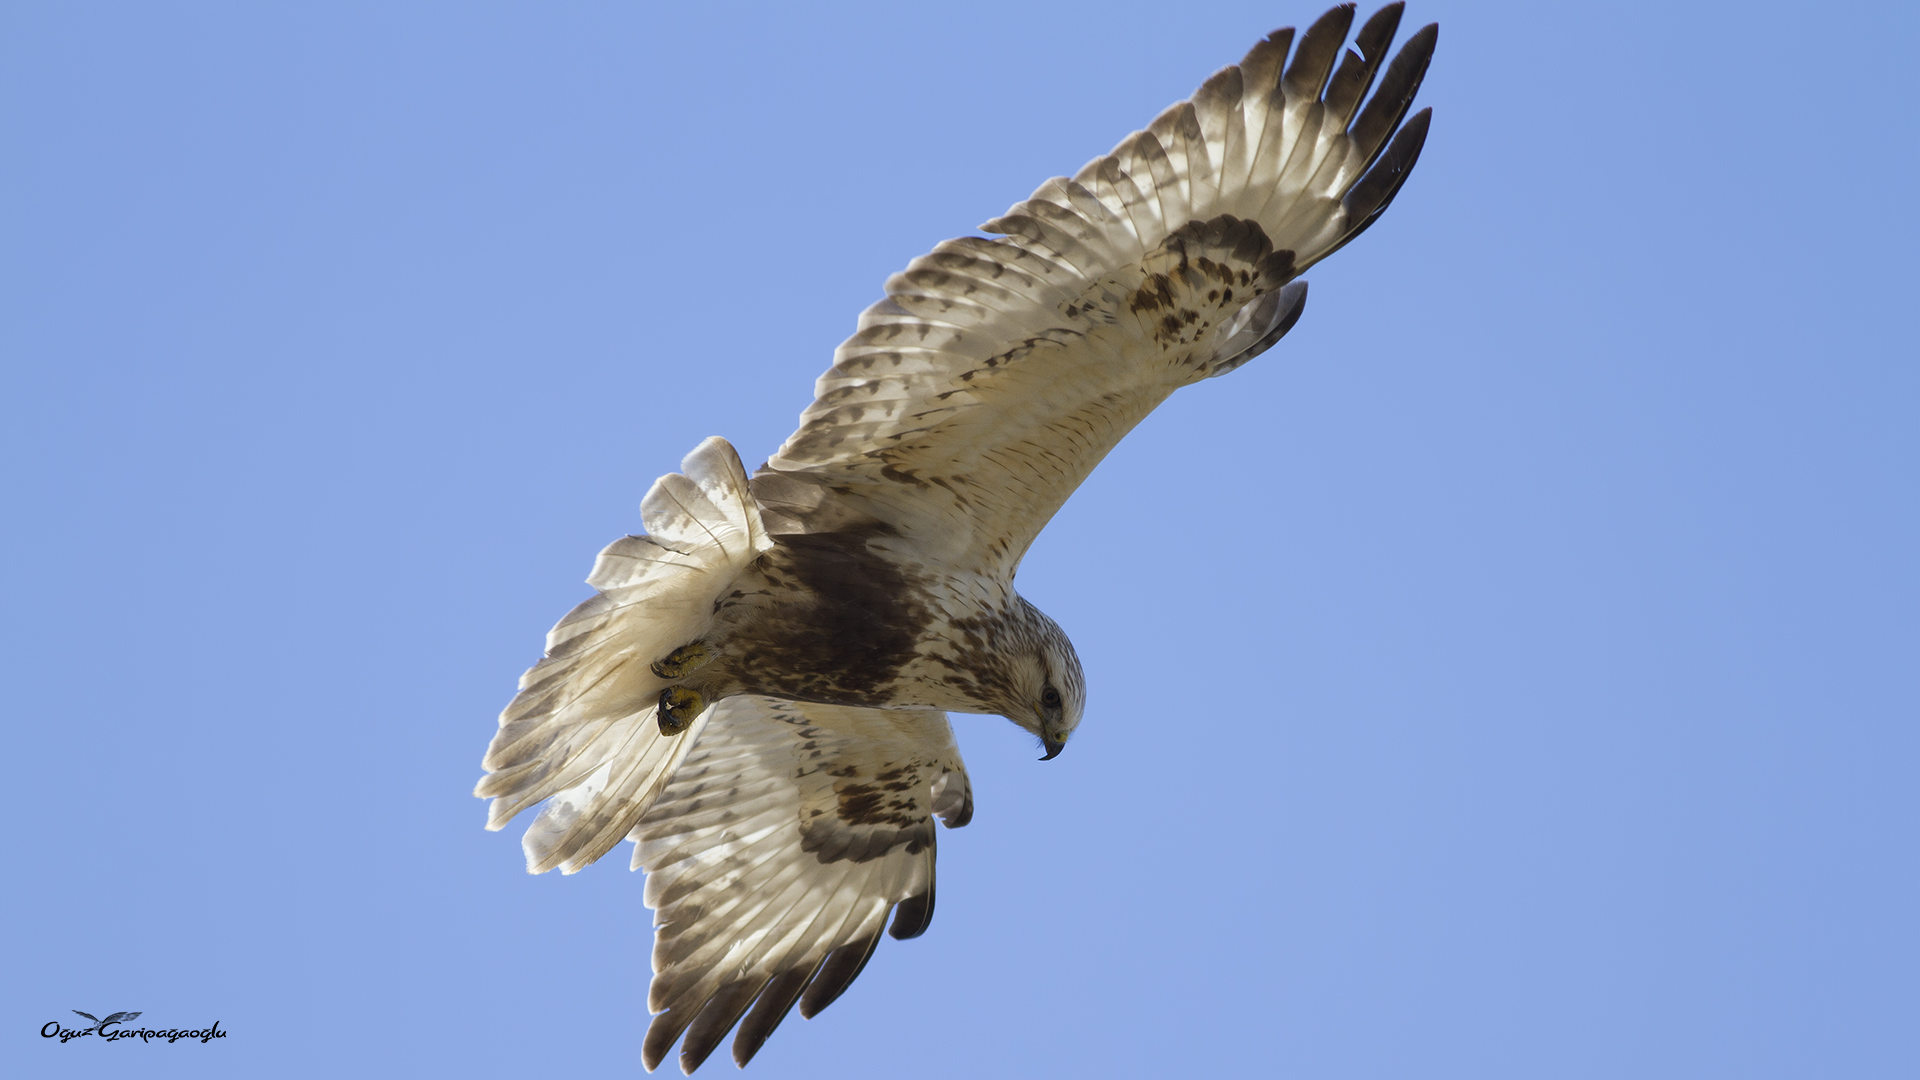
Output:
[475,437,773,874]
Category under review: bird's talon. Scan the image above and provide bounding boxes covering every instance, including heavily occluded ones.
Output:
[651,642,715,679]
[657,687,706,735]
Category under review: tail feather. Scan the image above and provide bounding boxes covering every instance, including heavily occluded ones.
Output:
[477,437,772,874]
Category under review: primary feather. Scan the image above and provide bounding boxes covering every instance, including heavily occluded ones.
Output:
[631,697,970,1072]
[755,4,1434,579]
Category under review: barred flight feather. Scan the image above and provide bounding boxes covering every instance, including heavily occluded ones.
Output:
[628,697,970,1072]
[761,5,1433,580]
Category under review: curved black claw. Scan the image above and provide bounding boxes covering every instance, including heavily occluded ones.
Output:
[651,641,715,679]
[657,687,706,735]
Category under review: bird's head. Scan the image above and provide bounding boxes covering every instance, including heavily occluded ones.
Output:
[1000,600,1084,760]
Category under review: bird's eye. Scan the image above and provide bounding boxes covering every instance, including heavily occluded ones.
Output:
[1041,686,1062,709]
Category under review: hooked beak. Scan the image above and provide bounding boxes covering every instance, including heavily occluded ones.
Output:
[1039,736,1066,761]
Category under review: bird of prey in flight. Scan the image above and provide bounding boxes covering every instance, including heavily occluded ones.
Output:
[478,4,1435,1071]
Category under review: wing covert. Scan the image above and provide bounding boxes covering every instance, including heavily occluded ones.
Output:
[630,696,971,1074]
[758,4,1434,575]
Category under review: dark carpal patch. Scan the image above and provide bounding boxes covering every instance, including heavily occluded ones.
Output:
[1131,215,1298,351]
[786,718,939,865]
[799,809,931,865]
[799,758,934,865]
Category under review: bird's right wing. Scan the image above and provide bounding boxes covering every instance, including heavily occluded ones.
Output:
[629,696,972,1074]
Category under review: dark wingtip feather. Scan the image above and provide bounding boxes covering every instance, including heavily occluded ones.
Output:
[1356,2,1406,61]
[731,969,810,1069]
[1348,21,1437,165]
[1239,27,1295,100]
[888,886,936,940]
[1284,4,1357,100]
[1324,4,1406,122]
[1301,105,1430,272]
[797,932,882,1019]
[643,1009,693,1074]
[1343,106,1431,231]
[677,980,765,1075]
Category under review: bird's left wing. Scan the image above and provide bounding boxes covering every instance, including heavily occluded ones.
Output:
[631,696,972,1074]
[755,3,1434,577]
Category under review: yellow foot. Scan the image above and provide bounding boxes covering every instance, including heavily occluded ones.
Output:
[657,687,707,735]
[651,642,715,679]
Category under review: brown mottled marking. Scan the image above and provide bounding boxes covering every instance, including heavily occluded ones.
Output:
[711,525,935,706]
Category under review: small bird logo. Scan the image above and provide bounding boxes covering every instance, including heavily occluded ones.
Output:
[71,1010,141,1033]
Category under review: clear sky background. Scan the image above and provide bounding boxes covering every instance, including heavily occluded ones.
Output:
[6,1,1916,1077]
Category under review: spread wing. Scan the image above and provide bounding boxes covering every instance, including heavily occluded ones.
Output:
[630,696,972,1074]
[103,1011,141,1025]
[755,3,1434,576]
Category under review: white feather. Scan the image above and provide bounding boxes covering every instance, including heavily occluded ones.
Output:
[476,437,772,874]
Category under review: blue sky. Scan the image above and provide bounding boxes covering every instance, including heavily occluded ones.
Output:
[5,1,1916,1077]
